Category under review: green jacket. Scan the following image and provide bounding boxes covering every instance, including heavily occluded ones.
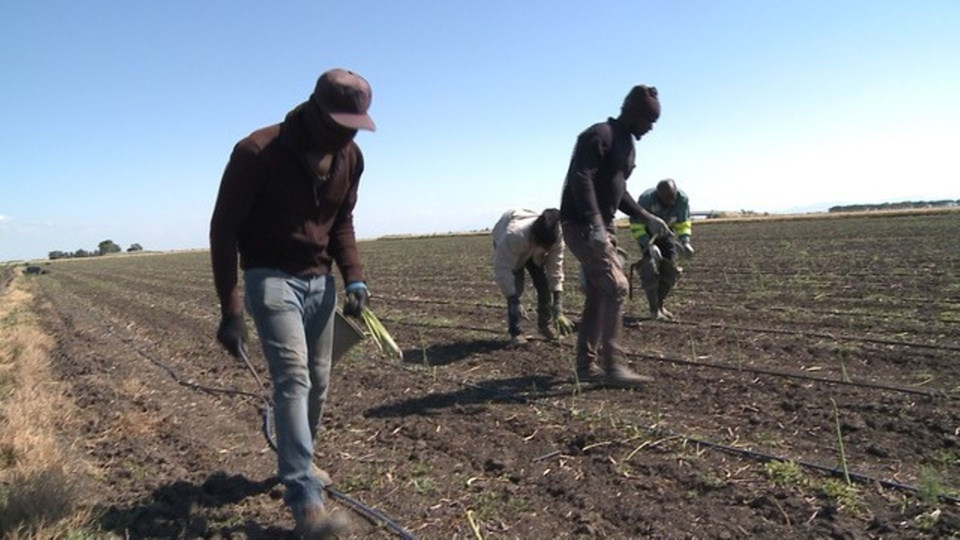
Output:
[629,188,692,248]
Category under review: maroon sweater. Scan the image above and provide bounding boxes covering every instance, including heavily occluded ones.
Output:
[210,105,365,316]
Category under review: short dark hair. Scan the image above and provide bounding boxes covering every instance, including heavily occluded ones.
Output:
[656,178,677,194]
[531,208,561,248]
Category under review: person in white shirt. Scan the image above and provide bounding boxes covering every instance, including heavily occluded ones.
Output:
[491,208,570,345]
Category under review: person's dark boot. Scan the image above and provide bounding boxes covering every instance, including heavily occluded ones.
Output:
[603,361,654,388]
[575,346,603,382]
[538,323,557,341]
[538,315,557,341]
[644,285,666,321]
[657,259,681,320]
[577,365,604,382]
[657,279,675,320]
[535,293,557,340]
[575,361,604,382]
[507,295,523,338]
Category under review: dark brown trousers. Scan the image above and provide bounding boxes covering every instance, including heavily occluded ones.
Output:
[563,222,629,370]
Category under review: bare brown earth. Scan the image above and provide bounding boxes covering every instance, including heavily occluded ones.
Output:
[15,211,960,539]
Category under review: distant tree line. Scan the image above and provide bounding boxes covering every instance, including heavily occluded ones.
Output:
[48,240,143,260]
[691,210,771,219]
[828,200,959,213]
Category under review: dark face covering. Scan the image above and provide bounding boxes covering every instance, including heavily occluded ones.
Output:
[620,85,660,140]
[623,111,655,140]
[304,99,358,151]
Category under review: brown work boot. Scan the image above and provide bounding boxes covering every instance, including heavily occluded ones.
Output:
[538,322,558,341]
[311,464,332,487]
[295,503,351,540]
[603,363,654,388]
[575,362,604,383]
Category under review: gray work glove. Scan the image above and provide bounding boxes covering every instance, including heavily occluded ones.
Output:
[680,238,695,257]
[344,281,369,318]
[647,243,663,261]
[588,223,610,252]
[216,313,247,358]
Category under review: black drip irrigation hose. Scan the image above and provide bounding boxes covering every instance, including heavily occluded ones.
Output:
[238,348,418,540]
[422,365,960,505]
[700,321,960,353]
[51,291,959,519]
[116,307,960,508]
[64,304,418,540]
[670,432,960,505]
[378,316,959,400]
[84,314,264,402]
[378,294,960,353]
[326,488,419,540]
[258,403,417,539]
[630,351,956,399]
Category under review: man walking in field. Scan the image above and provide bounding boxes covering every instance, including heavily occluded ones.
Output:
[491,208,573,345]
[629,178,694,321]
[559,84,672,387]
[210,68,376,539]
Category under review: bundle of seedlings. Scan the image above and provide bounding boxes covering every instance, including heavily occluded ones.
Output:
[359,307,403,360]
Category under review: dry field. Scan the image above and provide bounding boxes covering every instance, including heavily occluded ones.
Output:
[3,210,959,538]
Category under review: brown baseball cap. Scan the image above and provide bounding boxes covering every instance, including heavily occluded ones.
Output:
[311,68,376,132]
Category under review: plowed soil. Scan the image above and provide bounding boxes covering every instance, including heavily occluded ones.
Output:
[17,211,960,539]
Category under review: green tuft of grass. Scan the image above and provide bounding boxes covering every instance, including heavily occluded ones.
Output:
[917,466,956,506]
[820,478,862,513]
[762,460,807,488]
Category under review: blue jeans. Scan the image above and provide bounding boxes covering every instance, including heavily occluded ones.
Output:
[244,268,336,512]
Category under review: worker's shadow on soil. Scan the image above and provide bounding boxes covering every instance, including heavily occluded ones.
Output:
[98,471,287,539]
[401,337,510,367]
[367,374,599,418]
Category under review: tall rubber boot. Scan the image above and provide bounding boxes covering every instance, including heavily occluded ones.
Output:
[643,284,663,320]
[507,295,525,344]
[536,292,556,340]
[658,259,680,320]
[575,301,602,382]
[639,255,663,320]
[526,261,555,339]
[657,282,675,319]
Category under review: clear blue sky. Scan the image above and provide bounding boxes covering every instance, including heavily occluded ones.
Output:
[2,1,958,261]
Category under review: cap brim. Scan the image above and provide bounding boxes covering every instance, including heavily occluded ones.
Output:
[329,112,376,132]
